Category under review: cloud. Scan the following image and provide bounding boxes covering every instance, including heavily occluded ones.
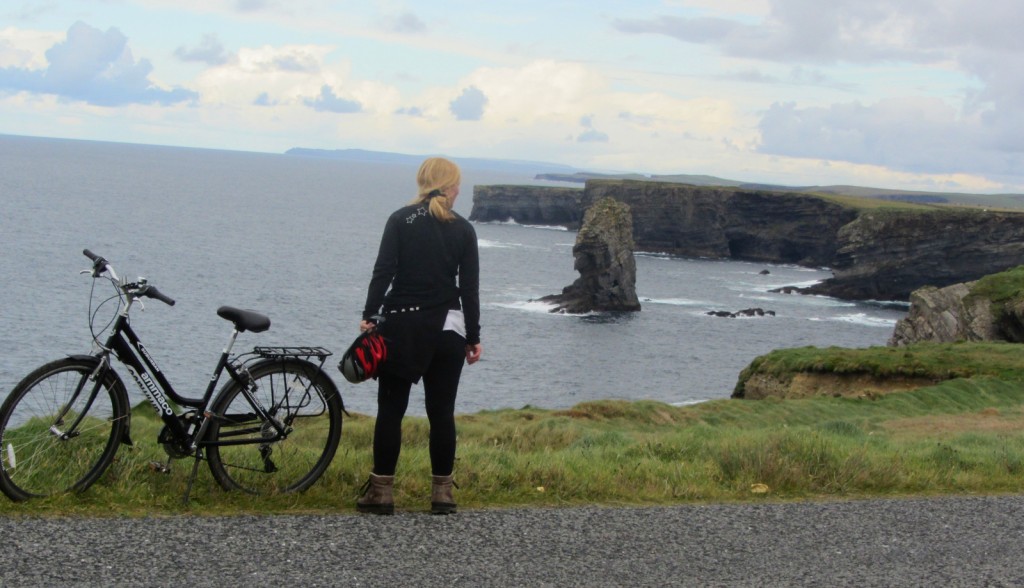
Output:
[4,2,58,22]
[396,106,423,117]
[382,12,427,34]
[0,21,196,106]
[757,98,1021,180]
[449,85,487,121]
[452,60,605,123]
[304,84,361,113]
[253,91,274,106]
[235,44,327,74]
[615,1,1024,186]
[577,115,609,143]
[174,34,233,66]
[577,129,609,143]
[615,15,741,46]
[236,0,270,12]
[613,2,947,64]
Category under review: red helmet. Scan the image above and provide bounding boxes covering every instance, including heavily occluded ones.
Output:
[339,329,388,383]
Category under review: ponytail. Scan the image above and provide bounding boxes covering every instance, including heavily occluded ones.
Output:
[411,157,461,222]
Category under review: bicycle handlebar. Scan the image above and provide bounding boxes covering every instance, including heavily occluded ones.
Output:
[83,249,176,306]
[83,249,109,276]
[142,285,176,306]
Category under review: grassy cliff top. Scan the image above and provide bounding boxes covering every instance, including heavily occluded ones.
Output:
[583,178,1023,213]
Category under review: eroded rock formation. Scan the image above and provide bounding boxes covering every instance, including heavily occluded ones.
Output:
[471,181,1024,301]
[538,197,641,314]
[888,282,997,345]
[889,268,1024,345]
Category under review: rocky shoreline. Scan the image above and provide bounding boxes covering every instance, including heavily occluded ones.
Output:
[470,181,1024,301]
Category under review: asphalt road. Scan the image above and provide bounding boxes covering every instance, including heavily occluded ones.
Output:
[3,495,1024,587]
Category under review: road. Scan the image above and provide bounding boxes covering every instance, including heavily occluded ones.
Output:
[2,495,1024,586]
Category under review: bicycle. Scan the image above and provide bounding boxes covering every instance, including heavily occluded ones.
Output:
[0,250,345,503]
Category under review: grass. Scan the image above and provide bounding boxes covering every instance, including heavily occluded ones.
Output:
[734,341,1024,396]
[3,347,1024,516]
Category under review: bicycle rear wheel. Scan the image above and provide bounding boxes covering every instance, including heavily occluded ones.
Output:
[0,358,128,501]
[206,358,343,495]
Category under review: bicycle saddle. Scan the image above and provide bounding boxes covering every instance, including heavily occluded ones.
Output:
[217,306,271,333]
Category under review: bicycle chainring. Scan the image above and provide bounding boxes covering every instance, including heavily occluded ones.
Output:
[158,422,194,459]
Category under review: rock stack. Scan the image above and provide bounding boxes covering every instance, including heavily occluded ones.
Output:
[538,197,641,314]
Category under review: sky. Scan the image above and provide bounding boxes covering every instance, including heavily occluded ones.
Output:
[2,0,1023,193]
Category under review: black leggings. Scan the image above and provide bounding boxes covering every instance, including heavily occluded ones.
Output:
[372,330,466,476]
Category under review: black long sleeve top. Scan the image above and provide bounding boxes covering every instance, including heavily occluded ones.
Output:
[362,203,481,345]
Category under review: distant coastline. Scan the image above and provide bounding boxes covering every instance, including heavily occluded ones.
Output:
[285,146,581,176]
[287,144,1024,210]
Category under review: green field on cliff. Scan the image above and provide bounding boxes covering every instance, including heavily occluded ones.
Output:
[3,340,1023,517]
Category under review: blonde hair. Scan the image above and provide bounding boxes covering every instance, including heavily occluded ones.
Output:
[411,157,461,222]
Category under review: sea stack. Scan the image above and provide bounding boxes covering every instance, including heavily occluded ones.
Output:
[539,197,641,314]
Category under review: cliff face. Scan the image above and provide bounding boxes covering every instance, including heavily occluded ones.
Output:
[889,266,1024,345]
[471,181,854,265]
[538,197,641,314]
[888,282,998,345]
[802,210,1024,300]
[470,181,1024,301]
[470,185,583,228]
[583,180,857,266]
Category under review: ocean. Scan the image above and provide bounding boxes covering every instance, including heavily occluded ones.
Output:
[0,134,908,416]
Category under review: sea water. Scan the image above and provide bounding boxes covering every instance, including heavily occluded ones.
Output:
[0,134,907,416]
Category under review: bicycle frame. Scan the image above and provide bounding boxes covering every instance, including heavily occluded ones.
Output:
[94,297,285,451]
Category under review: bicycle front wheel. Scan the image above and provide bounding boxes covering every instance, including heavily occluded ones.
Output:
[0,358,128,501]
[206,358,343,495]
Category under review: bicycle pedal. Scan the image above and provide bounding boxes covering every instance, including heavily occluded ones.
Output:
[148,461,172,474]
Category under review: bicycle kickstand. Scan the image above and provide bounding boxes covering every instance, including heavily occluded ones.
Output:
[182,449,204,505]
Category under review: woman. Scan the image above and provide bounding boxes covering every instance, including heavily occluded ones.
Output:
[356,157,482,515]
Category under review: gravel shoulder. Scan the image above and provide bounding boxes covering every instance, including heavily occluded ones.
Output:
[3,495,1024,587]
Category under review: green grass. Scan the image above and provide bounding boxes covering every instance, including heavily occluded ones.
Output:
[3,361,1024,516]
[734,341,1024,397]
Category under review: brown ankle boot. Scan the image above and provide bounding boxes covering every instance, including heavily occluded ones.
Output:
[356,473,395,515]
[431,474,457,515]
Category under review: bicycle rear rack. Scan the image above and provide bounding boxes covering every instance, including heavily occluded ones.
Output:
[253,346,333,360]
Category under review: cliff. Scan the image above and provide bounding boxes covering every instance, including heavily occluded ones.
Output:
[470,185,583,228]
[800,209,1024,300]
[889,266,1024,345]
[583,180,856,266]
[472,181,855,265]
[471,181,1024,301]
[537,197,641,314]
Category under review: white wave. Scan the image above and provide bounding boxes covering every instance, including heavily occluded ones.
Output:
[737,294,776,302]
[809,313,898,328]
[641,297,711,307]
[747,278,824,291]
[492,299,560,314]
[766,291,858,307]
[523,224,569,231]
[478,238,553,250]
[670,399,710,407]
[477,238,516,249]
[476,218,569,231]
[636,251,674,260]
